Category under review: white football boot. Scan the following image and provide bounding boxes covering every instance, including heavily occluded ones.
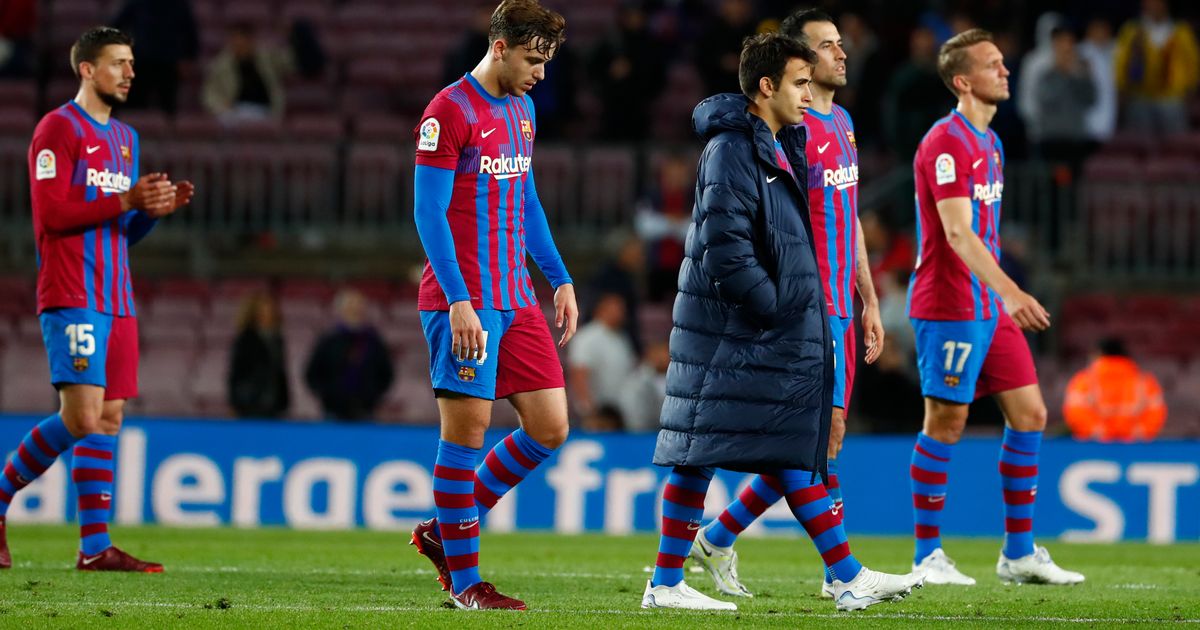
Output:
[913,548,976,585]
[996,546,1085,585]
[688,528,753,597]
[641,579,738,611]
[831,567,924,611]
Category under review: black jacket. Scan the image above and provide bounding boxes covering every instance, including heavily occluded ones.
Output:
[653,94,833,476]
[228,329,289,418]
[304,326,394,421]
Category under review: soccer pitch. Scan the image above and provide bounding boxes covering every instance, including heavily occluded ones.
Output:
[0,526,1195,628]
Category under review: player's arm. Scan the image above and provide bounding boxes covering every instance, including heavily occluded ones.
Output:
[854,217,884,363]
[523,169,577,347]
[935,197,1050,331]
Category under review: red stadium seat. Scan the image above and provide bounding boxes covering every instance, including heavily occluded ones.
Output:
[286,115,344,142]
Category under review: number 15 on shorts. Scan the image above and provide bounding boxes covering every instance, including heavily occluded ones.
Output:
[66,323,97,356]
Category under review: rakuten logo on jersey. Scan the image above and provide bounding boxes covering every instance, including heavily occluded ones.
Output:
[86,168,132,194]
[823,163,859,191]
[480,154,531,180]
[974,182,1003,205]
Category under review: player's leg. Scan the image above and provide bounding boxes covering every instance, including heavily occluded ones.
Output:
[642,466,735,610]
[779,468,922,610]
[980,315,1083,584]
[822,316,855,591]
[908,317,993,585]
[692,474,782,597]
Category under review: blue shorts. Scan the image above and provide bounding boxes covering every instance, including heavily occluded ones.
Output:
[911,317,999,404]
[40,307,114,389]
[828,315,855,409]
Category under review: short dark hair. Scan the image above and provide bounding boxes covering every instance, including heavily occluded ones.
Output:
[937,28,994,94]
[780,8,836,45]
[70,27,133,78]
[489,0,567,58]
[738,32,817,100]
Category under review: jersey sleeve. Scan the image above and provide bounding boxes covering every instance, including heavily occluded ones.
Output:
[413,95,470,170]
[124,127,158,246]
[921,132,972,202]
[30,115,124,233]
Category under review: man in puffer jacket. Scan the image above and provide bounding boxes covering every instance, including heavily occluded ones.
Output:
[640,32,923,613]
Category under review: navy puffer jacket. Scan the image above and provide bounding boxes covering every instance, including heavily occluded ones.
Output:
[653,94,833,476]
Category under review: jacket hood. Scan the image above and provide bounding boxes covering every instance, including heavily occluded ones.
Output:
[693,93,754,139]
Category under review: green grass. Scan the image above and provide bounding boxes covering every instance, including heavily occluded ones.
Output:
[0,526,1196,628]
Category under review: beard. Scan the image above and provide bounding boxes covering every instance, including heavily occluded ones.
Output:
[97,87,127,108]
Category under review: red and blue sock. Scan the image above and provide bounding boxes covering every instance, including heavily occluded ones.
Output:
[822,458,844,583]
[474,428,553,519]
[72,434,116,556]
[781,469,862,583]
[0,414,78,519]
[911,432,953,564]
[651,466,713,588]
[999,428,1041,560]
[433,439,481,595]
[704,474,783,548]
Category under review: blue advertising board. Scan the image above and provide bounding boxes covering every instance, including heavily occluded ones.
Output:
[1,416,1196,542]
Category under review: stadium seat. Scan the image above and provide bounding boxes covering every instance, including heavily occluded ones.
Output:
[0,340,56,413]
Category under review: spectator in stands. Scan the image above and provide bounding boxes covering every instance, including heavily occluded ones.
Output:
[589,0,667,141]
[581,404,625,433]
[229,291,289,418]
[635,152,692,302]
[203,23,285,125]
[1115,0,1200,134]
[568,292,637,420]
[616,340,671,432]
[1018,12,1064,147]
[111,0,199,115]
[1064,337,1167,442]
[0,0,35,78]
[441,4,492,87]
[1029,26,1098,172]
[588,233,644,354]
[695,0,759,95]
[882,26,953,163]
[860,210,914,290]
[284,19,327,81]
[304,289,394,422]
[1079,18,1118,143]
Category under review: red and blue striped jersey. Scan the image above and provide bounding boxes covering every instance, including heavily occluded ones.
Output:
[29,102,141,316]
[802,105,859,318]
[908,110,1005,321]
[414,74,541,311]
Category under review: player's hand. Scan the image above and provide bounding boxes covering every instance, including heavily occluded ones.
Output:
[449,300,485,362]
[170,180,195,211]
[1002,289,1051,332]
[861,303,886,364]
[121,173,176,215]
[554,283,578,348]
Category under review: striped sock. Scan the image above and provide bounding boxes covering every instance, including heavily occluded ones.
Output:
[999,428,1041,560]
[475,429,554,519]
[651,466,713,588]
[781,469,862,583]
[822,458,844,583]
[911,432,953,564]
[0,414,78,518]
[72,434,116,556]
[705,474,784,548]
[433,440,481,595]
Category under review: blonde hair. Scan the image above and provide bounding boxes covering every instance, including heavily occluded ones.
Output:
[937,28,994,95]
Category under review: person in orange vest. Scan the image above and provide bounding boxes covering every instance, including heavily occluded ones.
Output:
[1063,338,1167,441]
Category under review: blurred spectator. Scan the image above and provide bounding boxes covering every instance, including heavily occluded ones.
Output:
[1064,337,1167,442]
[442,4,492,87]
[203,23,286,124]
[1030,26,1097,171]
[1018,12,1063,146]
[695,0,758,95]
[635,152,692,302]
[568,292,637,419]
[0,0,35,78]
[860,210,914,290]
[835,12,877,114]
[883,26,954,163]
[581,404,625,433]
[304,289,394,422]
[284,19,327,80]
[111,0,199,115]
[589,1,667,141]
[1115,0,1200,134]
[876,269,915,368]
[229,292,289,418]
[1079,18,1118,142]
[588,233,644,354]
[853,342,923,434]
[616,340,670,432]
[990,30,1028,159]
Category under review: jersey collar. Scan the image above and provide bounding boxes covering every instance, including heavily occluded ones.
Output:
[462,73,510,107]
[68,100,111,132]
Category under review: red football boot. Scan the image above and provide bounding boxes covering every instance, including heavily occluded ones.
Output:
[0,519,11,569]
[410,518,452,591]
[76,546,163,573]
[450,582,527,611]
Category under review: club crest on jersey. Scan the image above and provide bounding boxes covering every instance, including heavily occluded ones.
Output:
[520,119,533,141]
[35,149,56,180]
[994,150,1001,166]
[944,374,960,388]
[73,357,89,372]
[418,118,440,151]
[846,130,856,149]
[120,145,131,161]
[935,153,956,185]
[458,366,476,382]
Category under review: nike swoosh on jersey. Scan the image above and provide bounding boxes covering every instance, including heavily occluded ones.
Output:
[86,145,101,154]
[972,158,984,169]
[493,173,522,180]
[766,176,778,183]
[481,128,497,138]
[817,142,831,154]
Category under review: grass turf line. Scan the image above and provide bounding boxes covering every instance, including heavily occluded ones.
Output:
[0,525,1196,628]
